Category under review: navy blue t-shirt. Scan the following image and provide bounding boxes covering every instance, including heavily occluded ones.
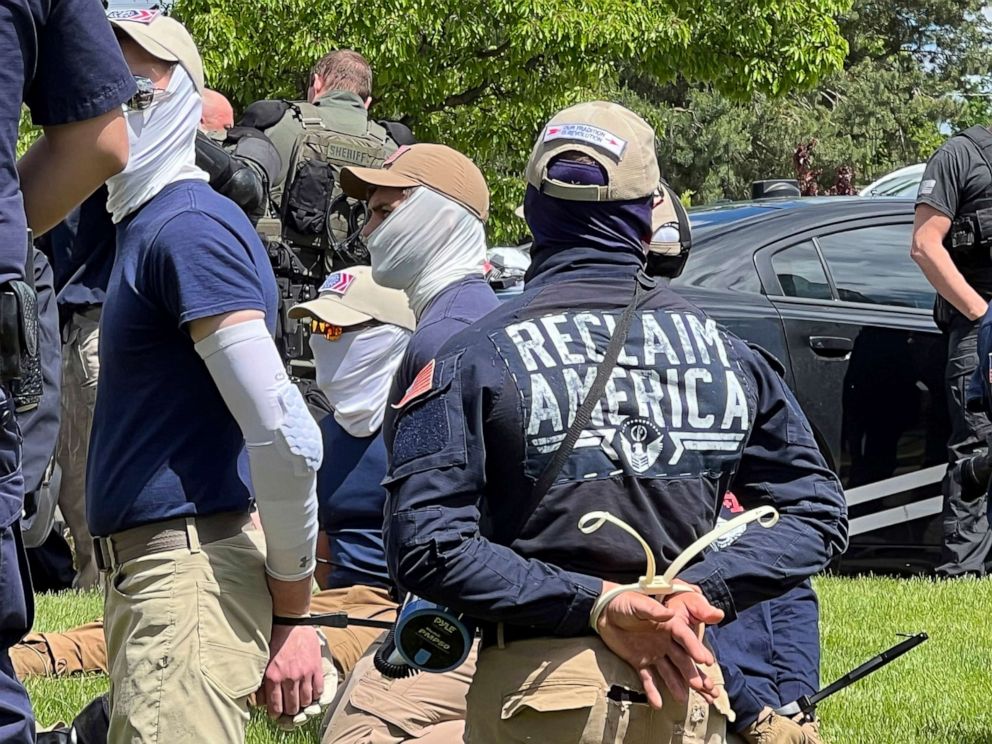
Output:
[318,416,391,589]
[0,0,134,284]
[87,180,278,536]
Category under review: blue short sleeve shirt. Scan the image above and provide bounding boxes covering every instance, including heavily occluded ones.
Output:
[0,0,134,283]
[86,180,278,536]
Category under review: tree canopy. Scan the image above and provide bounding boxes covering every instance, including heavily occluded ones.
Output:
[173,0,852,241]
[622,0,992,203]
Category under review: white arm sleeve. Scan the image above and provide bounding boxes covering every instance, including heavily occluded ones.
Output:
[195,319,322,581]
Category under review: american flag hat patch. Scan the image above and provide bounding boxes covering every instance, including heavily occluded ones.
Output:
[543,123,628,159]
[106,8,161,23]
[319,271,356,297]
[392,360,436,409]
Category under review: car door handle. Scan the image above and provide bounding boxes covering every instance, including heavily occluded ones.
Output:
[809,336,853,357]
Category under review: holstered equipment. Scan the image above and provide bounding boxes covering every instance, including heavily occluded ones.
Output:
[1,235,42,411]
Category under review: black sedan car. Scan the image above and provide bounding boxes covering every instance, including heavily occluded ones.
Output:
[675,197,946,573]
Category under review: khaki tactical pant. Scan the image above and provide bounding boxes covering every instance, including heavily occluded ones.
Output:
[465,636,731,744]
[12,585,397,681]
[10,621,106,678]
[103,526,271,744]
[56,307,102,589]
[311,585,398,674]
[320,640,478,743]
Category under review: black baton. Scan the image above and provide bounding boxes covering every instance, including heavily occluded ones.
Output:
[775,632,928,718]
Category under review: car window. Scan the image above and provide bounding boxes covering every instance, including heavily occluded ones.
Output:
[816,224,934,309]
[770,241,832,300]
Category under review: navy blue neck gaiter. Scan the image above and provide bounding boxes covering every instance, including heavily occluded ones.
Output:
[524,160,654,284]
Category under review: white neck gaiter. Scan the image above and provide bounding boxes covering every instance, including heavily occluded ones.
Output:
[366,187,487,318]
[106,66,209,223]
[309,324,412,438]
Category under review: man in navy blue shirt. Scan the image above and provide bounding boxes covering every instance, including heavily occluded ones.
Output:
[380,102,847,743]
[1,0,132,739]
[86,14,323,742]
[320,144,499,744]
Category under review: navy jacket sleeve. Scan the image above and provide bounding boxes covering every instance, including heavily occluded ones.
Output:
[383,349,602,637]
[26,0,135,126]
[679,341,848,619]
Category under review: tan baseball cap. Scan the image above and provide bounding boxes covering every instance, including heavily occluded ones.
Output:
[288,266,415,331]
[109,10,205,94]
[340,143,490,221]
[649,181,691,257]
[526,101,660,202]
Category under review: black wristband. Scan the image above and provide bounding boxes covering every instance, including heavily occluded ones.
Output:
[273,612,394,630]
[272,615,313,626]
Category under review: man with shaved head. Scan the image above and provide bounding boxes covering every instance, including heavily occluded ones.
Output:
[201,88,235,135]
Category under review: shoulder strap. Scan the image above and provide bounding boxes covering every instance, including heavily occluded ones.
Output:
[958,126,992,178]
[528,272,656,507]
[364,118,391,149]
[293,101,325,130]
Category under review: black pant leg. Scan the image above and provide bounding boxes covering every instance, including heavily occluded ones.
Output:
[937,317,992,576]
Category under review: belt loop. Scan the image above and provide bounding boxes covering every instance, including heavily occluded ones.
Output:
[497,622,505,650]
[186,518,201,554]
[93,536,115,573]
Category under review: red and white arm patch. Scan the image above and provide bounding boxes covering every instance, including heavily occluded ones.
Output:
[392,359,435,409]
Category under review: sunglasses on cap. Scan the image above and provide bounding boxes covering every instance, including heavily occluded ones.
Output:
[309,318,381,341]
[125,75,173,111]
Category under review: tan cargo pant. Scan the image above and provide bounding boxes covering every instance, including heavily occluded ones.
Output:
[311,585,398,675]
[11,585,396,681]
[465,636,731,744]
[57,307,102,589]
[320,640,478,743]
[103,526,271,743]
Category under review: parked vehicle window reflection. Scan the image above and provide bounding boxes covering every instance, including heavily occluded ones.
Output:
[770,241,832,300]
[817,224,934,309]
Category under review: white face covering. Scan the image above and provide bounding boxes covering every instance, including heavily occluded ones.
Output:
[366,187,487,318]
[106,65,209,223]
[309,324,412,438]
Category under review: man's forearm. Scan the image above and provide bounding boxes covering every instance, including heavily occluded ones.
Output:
[913,238,988,319]
[268,575,313,617]
[18,111,129,236]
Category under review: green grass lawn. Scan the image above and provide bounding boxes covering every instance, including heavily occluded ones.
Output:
[25,575,992,743]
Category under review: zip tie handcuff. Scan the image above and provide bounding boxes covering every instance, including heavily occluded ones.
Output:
[580,506,779,632]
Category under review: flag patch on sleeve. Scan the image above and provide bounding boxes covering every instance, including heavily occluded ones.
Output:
[393,359,435,409]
